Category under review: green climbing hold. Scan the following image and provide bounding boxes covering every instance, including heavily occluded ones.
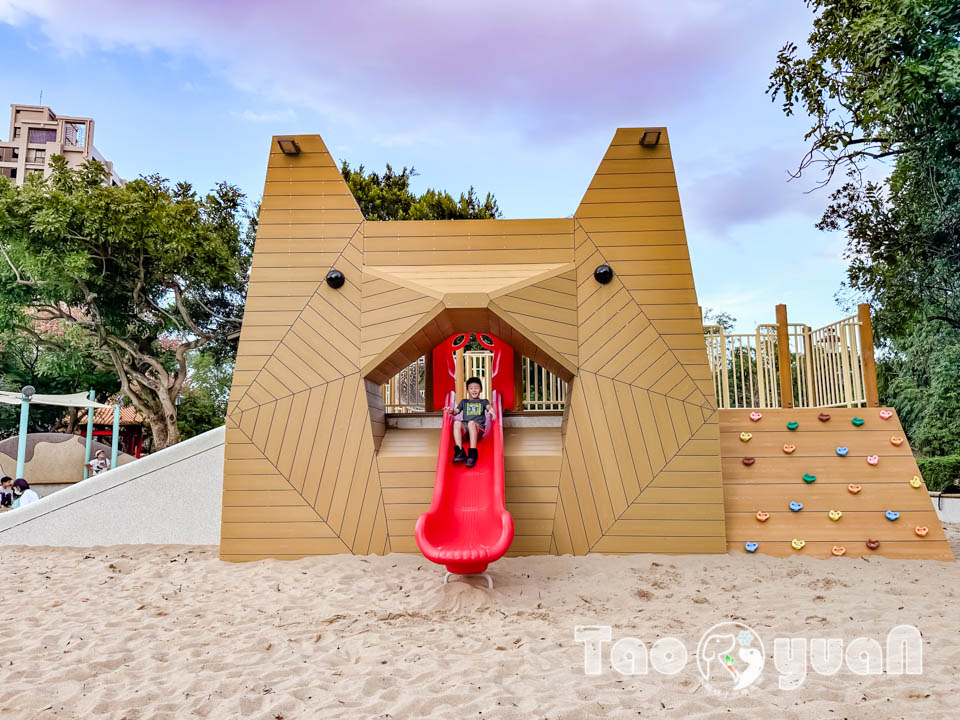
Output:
[802,473,817,483]
[851,417,865,427]
[787,421,799,431]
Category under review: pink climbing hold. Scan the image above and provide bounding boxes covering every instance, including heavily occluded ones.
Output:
[866,455,879,466]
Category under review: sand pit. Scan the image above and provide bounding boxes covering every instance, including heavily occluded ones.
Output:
[3,527,960,719]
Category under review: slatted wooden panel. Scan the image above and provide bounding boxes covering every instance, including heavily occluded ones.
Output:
[228,136,363,415]
[377,428,562,555]
[720,408,952,560]
[489,271,578,369]
[222,137,388,561]
[363,219,573,266]
[575,128,715,398]
[550,177,724,554]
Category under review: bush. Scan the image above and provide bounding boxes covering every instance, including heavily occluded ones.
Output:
[917,456,960,492]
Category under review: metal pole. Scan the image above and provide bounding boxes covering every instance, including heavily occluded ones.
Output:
[111,404,120,471]
[83,389,95,480]
[15,385,34,479]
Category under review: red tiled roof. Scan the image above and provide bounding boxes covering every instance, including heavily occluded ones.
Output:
[76,406,144,426]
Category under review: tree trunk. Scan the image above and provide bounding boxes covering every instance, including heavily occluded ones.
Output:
[142,407,180,451]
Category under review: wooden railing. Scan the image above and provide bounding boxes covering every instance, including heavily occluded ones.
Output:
[521,356,566,410]
[382,357,426,413]
[381,352,567,412]
[381,304,878,414]
[704,303,878,410]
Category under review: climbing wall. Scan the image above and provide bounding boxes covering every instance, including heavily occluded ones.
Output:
[721,408,953,560]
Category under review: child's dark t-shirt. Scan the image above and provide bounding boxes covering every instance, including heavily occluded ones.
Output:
[456,398,490,428]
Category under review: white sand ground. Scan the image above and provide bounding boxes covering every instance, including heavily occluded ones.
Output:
[2,527,960,719]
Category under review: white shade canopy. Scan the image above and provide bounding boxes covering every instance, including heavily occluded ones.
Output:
[0,391,112,408]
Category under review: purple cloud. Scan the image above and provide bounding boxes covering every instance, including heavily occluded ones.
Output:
[1,0,805,140]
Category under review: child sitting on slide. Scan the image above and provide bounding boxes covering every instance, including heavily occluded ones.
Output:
[443,377,495,468]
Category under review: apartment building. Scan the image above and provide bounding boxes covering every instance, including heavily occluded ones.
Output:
[0,104,123,187]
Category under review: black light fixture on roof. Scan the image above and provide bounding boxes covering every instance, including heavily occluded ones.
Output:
[326,268,345,289]
[639,129,662,146]
[277,137,301,155]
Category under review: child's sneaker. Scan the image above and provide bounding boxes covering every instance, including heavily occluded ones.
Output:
[466,448,478,468]
[452,445,466,463]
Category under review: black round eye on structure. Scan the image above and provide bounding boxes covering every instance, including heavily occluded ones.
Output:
[326,269,345,289]
[594,264,614,284]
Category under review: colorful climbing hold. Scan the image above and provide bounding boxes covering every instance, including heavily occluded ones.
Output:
[787,421,799,431]
[742,456,756,466]
[866,455,879,466]
[749,412,763,422]
[832,546,846,557]
[910,476,923,489]
[866,539,880,550]
[740,432,752,442]
[885,510,900,521]
[755,511,769,522]
[915,526,929,537]
[836,446,849,457]
[848,484,862,494]
[852,417,865,426]
[789,501,803,512]
[745,541,759,553]
[802,473,817,483]
[791,538,806,550]
[818,412,831,422]
[783,444,796,454]
[879,410,893,420]
[890,436,904,446]
[828,509,843,521]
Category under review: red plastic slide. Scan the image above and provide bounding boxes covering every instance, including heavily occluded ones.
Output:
[415,391,514,576]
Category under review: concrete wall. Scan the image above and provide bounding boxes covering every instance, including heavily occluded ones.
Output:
[931,493,960,524]
[0,426,224,546]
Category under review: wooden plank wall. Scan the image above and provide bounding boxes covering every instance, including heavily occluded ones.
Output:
[222,137,388,561]
[721,408,952,560]
[222,128,729,560]
[575,128,715,403]
[551,128,726,554]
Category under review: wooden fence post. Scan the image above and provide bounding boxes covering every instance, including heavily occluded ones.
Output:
[858,303,880,407]
[775,304,794,409]
[424,353,434,411]
[513,352,523,412]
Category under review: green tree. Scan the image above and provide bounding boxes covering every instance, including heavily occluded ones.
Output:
[341,163,501,220]
[176,350,233,440]
[769,0,960,453]
[0,158,252,449]
[0,326,119,438]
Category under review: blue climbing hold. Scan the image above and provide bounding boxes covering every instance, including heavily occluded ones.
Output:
[836,446,849,457]
[885,510,900,521]
[790,501,803,512]
[745,542,759,553]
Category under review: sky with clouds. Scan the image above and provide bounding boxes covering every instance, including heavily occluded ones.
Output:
[0,0,857,331]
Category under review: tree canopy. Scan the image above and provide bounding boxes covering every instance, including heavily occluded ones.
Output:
[769,0,960,456]
[0,158,253,449]
[341,162,501,220]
